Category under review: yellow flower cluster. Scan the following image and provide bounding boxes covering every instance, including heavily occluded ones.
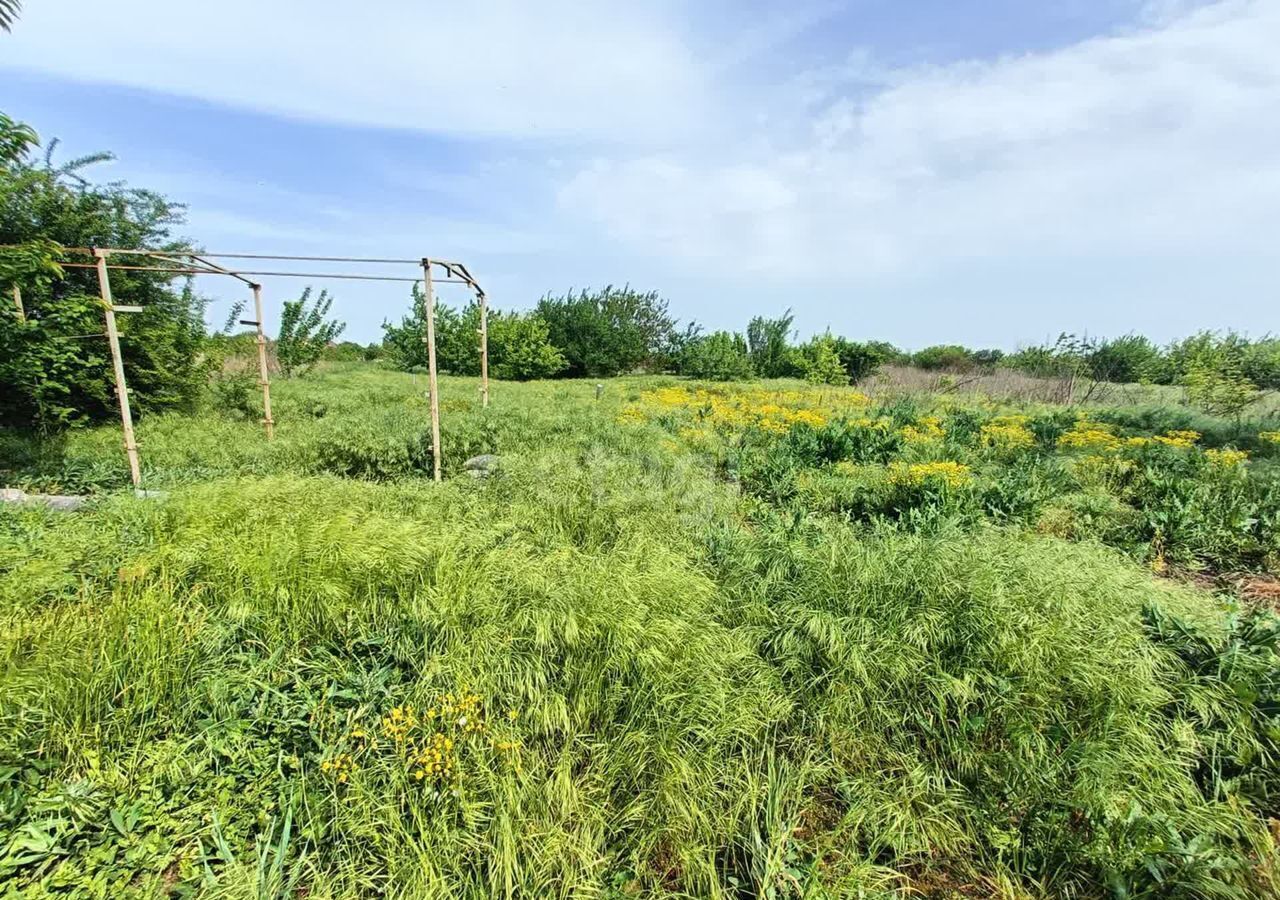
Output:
[1058,428,1121,452]
[980,418,1035,452]
[1204,448,1248,467]
[629,386,870,434]
[411,732,457,783]
[320,752,356,784]
[899,417,944,444]
[1260,431,1280,445]
[381,705,419,743]
[1153,430,1200,449]
[889,460,973,489]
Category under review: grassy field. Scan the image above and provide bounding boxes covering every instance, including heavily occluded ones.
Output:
[2,365,1279,898]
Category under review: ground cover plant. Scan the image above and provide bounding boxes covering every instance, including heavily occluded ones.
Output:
[2,367,1280,898]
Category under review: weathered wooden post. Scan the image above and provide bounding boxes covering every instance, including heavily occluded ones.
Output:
[92,250,142,489]
[250,283,275,439]
[479,292,489,408]
[11,285,22,322]
[420,259,443,482]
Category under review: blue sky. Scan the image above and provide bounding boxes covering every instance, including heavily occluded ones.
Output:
[3,0,1278,348]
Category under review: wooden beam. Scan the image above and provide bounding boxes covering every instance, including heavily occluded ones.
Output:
[251,284,275,440]
[421,260,442,482]
[93,250,142,489]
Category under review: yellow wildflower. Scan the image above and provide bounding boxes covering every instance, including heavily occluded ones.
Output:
[1204,448,1248,467]
[889,460,973,490]
[980,421,1035,452]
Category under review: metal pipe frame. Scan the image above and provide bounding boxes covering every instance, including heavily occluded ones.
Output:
[4,244,492,480]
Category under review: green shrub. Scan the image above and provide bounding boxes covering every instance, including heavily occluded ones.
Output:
[680,331,753,381]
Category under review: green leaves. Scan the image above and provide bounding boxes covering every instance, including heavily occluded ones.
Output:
[276,287,345,378]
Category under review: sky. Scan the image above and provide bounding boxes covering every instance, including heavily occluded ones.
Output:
[2,0,1278,348]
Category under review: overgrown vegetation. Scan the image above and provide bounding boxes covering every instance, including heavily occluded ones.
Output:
[4,106,1280,898]
[276,287,345,378]
[0,113,209,430]
[2,370,1279,897]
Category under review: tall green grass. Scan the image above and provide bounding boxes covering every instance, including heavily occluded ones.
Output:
[1,367,1277,897]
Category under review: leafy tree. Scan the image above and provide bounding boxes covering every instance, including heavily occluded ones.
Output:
[486,309,568,380]
[536,286,679,377]
[276,287,345,377]
[794,333,848,385]
[681,331,753,381]
[830,336,899,382]
[1088,334,1160,384]
[1183,359,1260,421]
[971,348,1005,369]
[0,112,210,429]
[322,341,383,363]
[382,291,565,380]
[912,344,977,372]
[746,310,796,378]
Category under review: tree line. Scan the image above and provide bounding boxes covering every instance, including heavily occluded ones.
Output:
[3,108,1277,433]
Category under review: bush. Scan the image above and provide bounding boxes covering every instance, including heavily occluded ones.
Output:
[1089,334,1161,383]
[536,285,679,376]
[911,344,975,372]
[0,115,210,430]
[680,331,753,381]
[793,334,848,385]
[746,310,797,378]
[382,293,566,380]
[277,287,345,377]
[830,337,899,382]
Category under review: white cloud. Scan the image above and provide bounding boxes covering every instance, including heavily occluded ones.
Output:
[2,0,714,143]
[559,0,1280,281]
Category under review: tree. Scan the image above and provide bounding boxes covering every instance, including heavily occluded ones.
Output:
[1183,359,1259,421]
[1088,335,1160,384]
[681,331,753,381]
[794,333,848,385]
[382,290,566,381]
[829,336,899,382]
[536,286,679,377]
[912,345,977,372]
[0,112,211,430]
[746,310,796,378]
[276,287,345,377]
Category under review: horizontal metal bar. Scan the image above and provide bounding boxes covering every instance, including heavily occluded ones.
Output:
[194,252,422,264]
[113,304,144,313]
[60,262,429,283]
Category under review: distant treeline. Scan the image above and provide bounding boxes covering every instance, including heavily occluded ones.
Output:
[381,290,1280,393]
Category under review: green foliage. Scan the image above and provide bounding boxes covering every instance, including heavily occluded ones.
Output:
[536,285,679,377]
[276,287,345,377]
[1089,334,1161,383]
[830,337,899,382]
[2,368,1280,897]
[911,344,976,372]
[0,112,210,430]
[1183,358,1260,420]
[382,289,566,380]
[746,310,796,378]
[680,330,753,381]
[322,340,381,363]
[793,333,848,385]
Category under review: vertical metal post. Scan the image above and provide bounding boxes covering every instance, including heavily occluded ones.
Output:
[421,259,443,482]
[11,285,22,322]
[93,250,142,489]
[479,292,489,408]
[251,283,275,439]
